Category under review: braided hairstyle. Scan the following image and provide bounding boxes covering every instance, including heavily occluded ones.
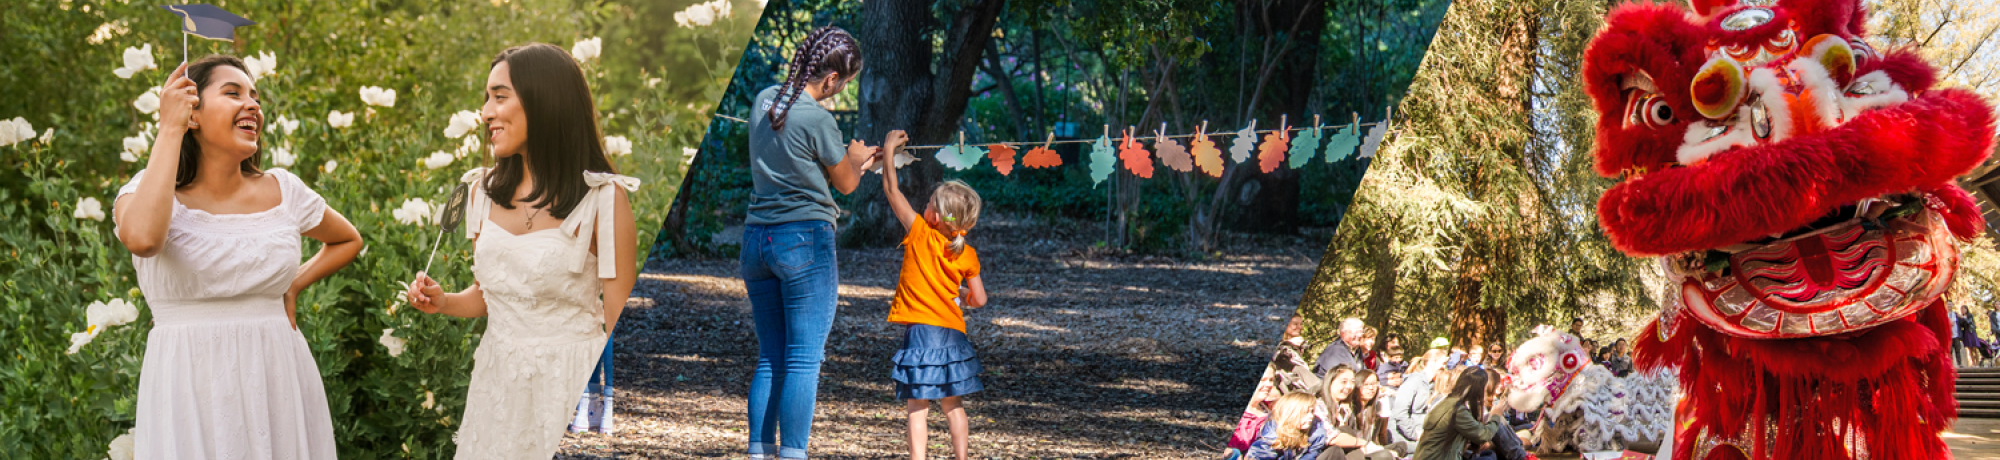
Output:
[766,26,862,131]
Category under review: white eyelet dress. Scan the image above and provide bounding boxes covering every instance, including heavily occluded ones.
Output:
[450,168,639,460]
[116,169,338,460]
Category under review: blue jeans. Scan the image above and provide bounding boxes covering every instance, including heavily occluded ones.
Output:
[742,221,839,459]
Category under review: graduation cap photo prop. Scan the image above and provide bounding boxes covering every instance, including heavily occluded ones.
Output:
[159,4,256,65]
[420,183,472,275]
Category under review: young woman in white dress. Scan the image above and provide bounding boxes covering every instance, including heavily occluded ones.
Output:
[403,43,640,460]
[114,56,362,459]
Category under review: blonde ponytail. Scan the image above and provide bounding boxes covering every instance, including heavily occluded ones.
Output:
[931,180,983,256]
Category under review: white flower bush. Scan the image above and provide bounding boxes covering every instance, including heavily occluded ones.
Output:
[271,145,296,167]
[391,198,435,225]
[571,37,602,62]
[74,197,105,221]
[422,151,453,170]
[244,51,278,81]
[112,44,155,79]
[66,298,139,355]
[378,329,406,357]
[443,110,481,139]
[327,110,354,128]
[322,160,338,174]
[359,86,397,107]
[453,135,483,158]
[674,0,730,27]
[0,117,35,147]
[604,135,632,156]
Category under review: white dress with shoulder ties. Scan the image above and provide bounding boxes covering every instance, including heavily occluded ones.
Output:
[118,169,338,460]
[450,167,639,460]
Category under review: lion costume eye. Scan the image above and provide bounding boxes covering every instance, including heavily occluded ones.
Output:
[1625,90,1675,128]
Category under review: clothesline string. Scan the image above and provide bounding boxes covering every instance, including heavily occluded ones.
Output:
[708,113,1388,151]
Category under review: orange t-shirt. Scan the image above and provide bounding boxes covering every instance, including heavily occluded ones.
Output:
[887,218,982,333]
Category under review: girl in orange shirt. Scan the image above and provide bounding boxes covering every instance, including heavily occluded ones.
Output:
[877,131,987,460]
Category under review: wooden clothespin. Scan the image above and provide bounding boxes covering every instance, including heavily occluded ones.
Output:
[1158,122,1169,140]
[1043,132,1055,148]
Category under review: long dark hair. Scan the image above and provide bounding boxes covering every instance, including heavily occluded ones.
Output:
[1448,367,1491,421]
[483,43,615,219]
[177,55,262,187]
[765,26,861,130]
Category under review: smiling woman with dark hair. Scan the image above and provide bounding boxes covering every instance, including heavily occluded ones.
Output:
[115,55,363,459]
[403,42,640,460]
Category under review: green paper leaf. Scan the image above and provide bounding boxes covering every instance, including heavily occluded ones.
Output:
[1089,134,1115,186]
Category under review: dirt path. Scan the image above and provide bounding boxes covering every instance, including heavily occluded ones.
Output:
[557,215,1327,458]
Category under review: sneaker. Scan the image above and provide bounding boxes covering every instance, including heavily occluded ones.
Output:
[568,394,593,433]
[595,394,615,434]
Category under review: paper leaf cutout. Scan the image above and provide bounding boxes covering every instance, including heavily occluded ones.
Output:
[1359,123,1388,159]
[1118,130,1154,179]
[988,143,1018,176]
[1088,134,1115,185]
[1191,130,1223,177]
[1324,125,1361,163]
[1288,126,1322,169]
[1022,145,1062,169]
[870,151,918,173]
[1228,122,1258,164]
[1256,129,1290,173]
[1156,134,1192,173]
[936,143,985,171]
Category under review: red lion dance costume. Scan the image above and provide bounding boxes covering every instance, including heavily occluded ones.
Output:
[1583,0,1997,458]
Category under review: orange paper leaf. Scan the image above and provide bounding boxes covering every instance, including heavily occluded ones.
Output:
[1156,134,1192,173]
[1022,145,1062,169]
[1118,130,1154,178]
[988,143,1017,176]
[1257,129,1290,173]
[1191,130,1223,177]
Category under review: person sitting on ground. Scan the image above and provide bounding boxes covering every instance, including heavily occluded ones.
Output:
[1272,316,1321,394]
[1359,327,1381,371]
[1313,365,1395,460]
[1389,349,1448,448]
[1315,318,1368,379]
[1376,334,1410,377]
[1464,344,1486,370]
[1606,339,1633,377]
[1247,392,1330,460]
[1412,368,1511,460]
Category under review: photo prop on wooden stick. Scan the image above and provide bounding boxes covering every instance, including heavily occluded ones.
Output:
[420,182,472,275]
[1022,134,1062,169]
[988,143,1018,176]
[1088,128,1115,186]
[1191,121,1223,177]
[1117,127,1154,178]
[1257,116,1290,173]
[1228,120,1257,164]
[1154,123,1193,173]
[1288,116,1323,169]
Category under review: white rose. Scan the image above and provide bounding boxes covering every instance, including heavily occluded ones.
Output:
[443,110,481,139]
[245,51,277,81]
[603,135,632,156]
[378,329,406,357]
[674,0,729,27]
[106,429,135,460]
[86,298,139,330]
[0,120,17,146]
[423,151,453,170]
[122,136,148,161]
[392,198,435,225]
[271,146,296,167]
[12,117,33,141]
[360,86,397,107]
[323,160,338,174]
[114,43,155,79]
[133,90,161,114]
[273,115,300,135]
[38,128,53,144]
[570,37,602,62]
[453,135,482,158]
[327,110,354,128]
[73,197,105,221]
[66,329,97,355]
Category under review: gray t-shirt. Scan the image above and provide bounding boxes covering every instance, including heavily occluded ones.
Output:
[747,85,847,225]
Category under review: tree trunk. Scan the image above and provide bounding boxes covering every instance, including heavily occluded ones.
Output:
[845,0,1008,248]
[1362,232,1400,335]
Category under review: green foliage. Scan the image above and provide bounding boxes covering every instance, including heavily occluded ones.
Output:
[0,0,751,457]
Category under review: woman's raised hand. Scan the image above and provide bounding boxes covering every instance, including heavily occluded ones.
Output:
[158,63,198,134]
[405,272,446,314]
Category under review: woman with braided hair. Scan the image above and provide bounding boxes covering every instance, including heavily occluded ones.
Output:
[741,25,897,460]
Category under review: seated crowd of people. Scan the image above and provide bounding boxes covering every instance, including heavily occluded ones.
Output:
[1230,316,1637,460]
